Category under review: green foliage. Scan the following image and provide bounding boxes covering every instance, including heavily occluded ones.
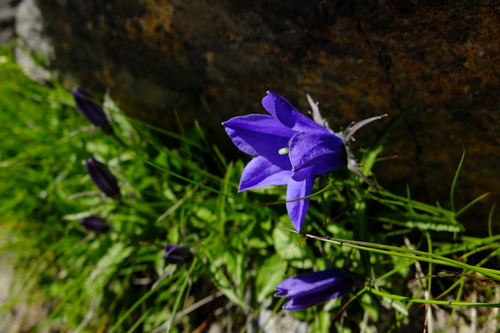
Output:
[0,44,498,333]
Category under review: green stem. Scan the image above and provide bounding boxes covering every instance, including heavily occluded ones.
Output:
[305,235,500,280]
[370,288,500,308]
[450,148,466,214]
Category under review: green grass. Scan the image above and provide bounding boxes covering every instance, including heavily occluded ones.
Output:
[0,45,499,332]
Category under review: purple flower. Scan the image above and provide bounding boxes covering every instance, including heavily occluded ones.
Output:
[163,244,193,264]
[79,215,111,233]
[223,91,385,232]
[275,268,351,311]
[85,157,121,199]
[72,88,114,135]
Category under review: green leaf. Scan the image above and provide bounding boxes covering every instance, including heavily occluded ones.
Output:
[273,227,314,269]
[85,243,134,296]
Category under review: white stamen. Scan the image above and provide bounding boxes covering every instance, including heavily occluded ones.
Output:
[278,147,290,155]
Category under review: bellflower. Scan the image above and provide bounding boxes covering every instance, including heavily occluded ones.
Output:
[72,88,114,135]
[79,215,111,233]
[275,268,351,311]
[222,91,385,232]
[85,157,121,199]
[163,244,193,264]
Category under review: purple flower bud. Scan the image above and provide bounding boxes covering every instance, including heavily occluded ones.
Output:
[275,268,351,311]
[79,215,111,233]
[72,88,114,135]
[163,244,193,264]
[85,158,121,199]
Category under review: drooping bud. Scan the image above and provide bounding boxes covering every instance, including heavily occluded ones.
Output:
[72,88,114,135]
[275,268,351,311]
[79,215,111,233]
[85,157,121,199]
[163,244,193,265]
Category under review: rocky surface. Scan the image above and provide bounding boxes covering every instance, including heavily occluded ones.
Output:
[0,0,21,45]
[15,0,500,231]
[15,0,53,82]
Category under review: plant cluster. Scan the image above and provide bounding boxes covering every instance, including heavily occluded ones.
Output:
[0,46,498,332]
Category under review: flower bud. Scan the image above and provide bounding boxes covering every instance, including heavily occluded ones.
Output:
[79,215,111,233]
[72,88,114,135]
[85,157,121,199]
[163,244,193,264]
[275,268,351,310]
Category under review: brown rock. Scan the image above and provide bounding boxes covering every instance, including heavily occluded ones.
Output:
[22,0,499,232]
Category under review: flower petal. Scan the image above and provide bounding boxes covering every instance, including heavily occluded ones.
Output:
[222,114,296,157]
[240,156,293,192]
[262,91,329,133]
[275,269,349,297]
[286,167,315,232]
[289,132,344,175]
[282,287,347,311]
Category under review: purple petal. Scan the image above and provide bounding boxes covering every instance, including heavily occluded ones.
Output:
[240,156,293,192]
[222,114,296,157]
[275,269,351,310]
[262,91,329,133]
[286,167,315,232]
[289,132,344,175]
[275,269,349,297]
[282,287,347,311]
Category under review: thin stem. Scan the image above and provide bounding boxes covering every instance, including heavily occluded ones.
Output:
[304,235,500,280]
[370,288,500,308]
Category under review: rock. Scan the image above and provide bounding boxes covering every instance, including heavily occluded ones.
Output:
[18,0,500,232]
[15,0,53,82]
